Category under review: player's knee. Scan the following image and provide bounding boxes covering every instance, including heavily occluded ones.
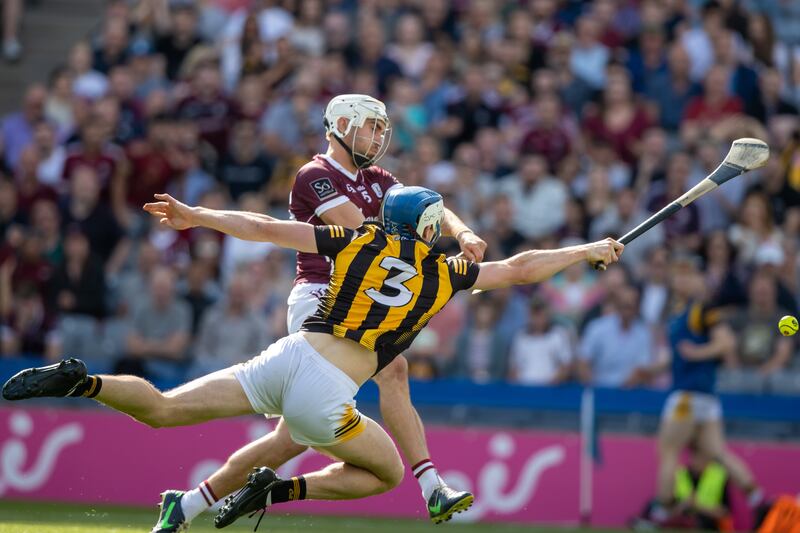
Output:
[379,456,405,492]
[373,355,409,390]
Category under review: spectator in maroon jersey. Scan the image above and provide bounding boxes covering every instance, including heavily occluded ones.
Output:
[583,66,653,165]
[519,93,573,172]
[61,114,129,224]
[681,65,744,144]
[125,114,178,210]
[15,146,58,219]
[175,61,232,157]
[591,0,626,49]
[0,280,52,357]
[12,227,54,302]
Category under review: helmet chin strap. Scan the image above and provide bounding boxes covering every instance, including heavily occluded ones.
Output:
[333,133,373,169]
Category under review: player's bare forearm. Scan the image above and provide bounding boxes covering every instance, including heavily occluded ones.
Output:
[510,246,590,284]
[474,246,588,291]
[472,238,621,291]
[191,207,318,253]
[441,208,470,238]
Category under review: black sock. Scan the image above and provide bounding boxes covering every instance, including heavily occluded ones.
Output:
[68,376,102,398]
[269,476,306,504]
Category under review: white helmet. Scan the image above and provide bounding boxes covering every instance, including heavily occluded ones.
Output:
[323,94,392,169]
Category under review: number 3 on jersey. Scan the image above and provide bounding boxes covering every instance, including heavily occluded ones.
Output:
[365,257,417,307]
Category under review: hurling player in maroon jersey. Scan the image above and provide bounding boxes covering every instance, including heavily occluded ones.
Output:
[191,94,486,523]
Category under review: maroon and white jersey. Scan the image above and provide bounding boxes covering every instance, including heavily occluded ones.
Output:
[289,154,401,285]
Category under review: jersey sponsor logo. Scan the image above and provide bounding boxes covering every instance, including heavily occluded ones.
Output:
[310,177,337,201]
[371,183,384,198]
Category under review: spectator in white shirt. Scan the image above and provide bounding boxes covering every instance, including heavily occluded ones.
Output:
[501,154,568,240]
[32,121,66,188]
[509,298,574,385]
[578,284,656,388]
[570,15,610,89]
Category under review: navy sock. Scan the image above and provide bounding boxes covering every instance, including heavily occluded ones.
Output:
[68,375,102,398]
[269,476,306,503]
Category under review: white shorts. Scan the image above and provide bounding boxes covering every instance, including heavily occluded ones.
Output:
[661,390,722,423]
[286,283,328,334]
[234,332,368,447]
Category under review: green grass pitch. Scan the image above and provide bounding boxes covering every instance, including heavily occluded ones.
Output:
[0,500,637,533]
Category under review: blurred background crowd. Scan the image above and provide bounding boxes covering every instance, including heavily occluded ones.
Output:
[1,0,800,395]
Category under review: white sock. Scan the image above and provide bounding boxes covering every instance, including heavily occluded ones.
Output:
[412,459,441,501]
[180,480,218,521]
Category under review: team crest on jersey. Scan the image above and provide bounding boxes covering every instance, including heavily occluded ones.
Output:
[311,178,337,200]
[371,183,383,198]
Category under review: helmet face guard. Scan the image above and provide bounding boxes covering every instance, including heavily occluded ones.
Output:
[413,200,444,247]
[324,94,392,169]
[380,186,445,248]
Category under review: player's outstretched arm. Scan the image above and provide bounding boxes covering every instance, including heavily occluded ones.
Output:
[143,193,318,253]
[471,238,623,291]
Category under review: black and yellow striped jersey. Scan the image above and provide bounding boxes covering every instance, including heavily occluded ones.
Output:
[301,223,480,372]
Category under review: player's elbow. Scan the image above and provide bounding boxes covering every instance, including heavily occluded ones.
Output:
[475,261,525,291]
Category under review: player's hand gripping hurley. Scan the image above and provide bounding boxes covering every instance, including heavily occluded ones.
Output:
[593,138,770,271]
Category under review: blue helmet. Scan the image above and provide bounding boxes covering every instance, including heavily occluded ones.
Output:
[380,186,444,247]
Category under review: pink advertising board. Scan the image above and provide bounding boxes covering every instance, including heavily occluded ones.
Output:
[0,406,797,528]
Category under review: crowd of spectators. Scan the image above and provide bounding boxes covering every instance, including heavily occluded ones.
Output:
[1,0,800,395]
